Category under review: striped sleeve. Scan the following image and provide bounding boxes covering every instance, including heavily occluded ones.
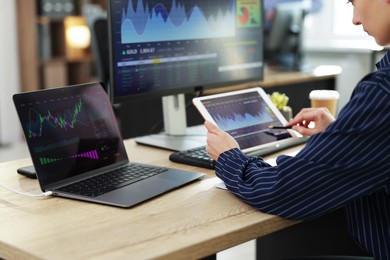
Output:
[215,51,390,258]
[215,62,390,257]
[215,73,390,221]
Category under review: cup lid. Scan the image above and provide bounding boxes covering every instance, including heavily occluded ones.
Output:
[309,90,340,100]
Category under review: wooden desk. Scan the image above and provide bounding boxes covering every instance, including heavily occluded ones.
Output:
[0,140,300,260]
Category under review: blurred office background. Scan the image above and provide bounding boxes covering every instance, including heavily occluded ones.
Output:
[0,0,384,148]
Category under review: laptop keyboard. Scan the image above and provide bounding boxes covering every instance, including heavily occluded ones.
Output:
[56,164,168,198]
[169,137,308,169]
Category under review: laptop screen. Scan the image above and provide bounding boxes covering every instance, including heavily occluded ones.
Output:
[13,83,128,187]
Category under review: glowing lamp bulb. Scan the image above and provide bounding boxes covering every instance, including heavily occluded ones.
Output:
[66,25,91,49]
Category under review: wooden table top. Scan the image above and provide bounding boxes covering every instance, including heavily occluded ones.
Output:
[0,139,300,260]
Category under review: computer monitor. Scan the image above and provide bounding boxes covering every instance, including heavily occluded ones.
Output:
[108,0,264,150]
[264,1,307,71]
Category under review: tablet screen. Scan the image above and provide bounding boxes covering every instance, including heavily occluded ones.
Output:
[194,88,295,151]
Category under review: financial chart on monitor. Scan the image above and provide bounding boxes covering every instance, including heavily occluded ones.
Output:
[110,0,264,100]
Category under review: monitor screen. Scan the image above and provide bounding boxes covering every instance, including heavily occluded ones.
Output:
[108,0,264,103]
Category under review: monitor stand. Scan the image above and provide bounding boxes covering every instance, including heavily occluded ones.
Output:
[134,94,206,151]
[134,126,206,151]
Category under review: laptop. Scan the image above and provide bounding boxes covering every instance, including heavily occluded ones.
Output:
[192,87,307,157]
[13,82,205,208]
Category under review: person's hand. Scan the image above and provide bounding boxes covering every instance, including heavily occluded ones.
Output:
[204,121,239,161]
[286,107,335,136]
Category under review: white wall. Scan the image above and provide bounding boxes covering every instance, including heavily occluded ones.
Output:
[302,0,384,113]
[0,0,21,144]
[305,50,373,113]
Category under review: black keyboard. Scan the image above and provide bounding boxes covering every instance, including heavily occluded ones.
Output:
[169,137,308,169]
[169,146,215,169]
[56,164,168,198]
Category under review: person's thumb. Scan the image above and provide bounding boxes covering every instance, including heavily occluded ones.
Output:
[204,121,219,133]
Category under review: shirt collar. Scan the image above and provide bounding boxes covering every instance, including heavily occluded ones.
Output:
[376,50,390,70]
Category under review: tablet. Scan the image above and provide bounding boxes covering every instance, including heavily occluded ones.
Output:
[193,87,302,154]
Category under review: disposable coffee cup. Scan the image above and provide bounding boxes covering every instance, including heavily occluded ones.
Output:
[309,90,340,117]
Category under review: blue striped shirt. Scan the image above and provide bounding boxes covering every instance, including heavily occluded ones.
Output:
[215,51,390,259]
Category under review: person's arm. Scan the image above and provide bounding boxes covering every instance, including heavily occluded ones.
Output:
[214,83,390,221]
